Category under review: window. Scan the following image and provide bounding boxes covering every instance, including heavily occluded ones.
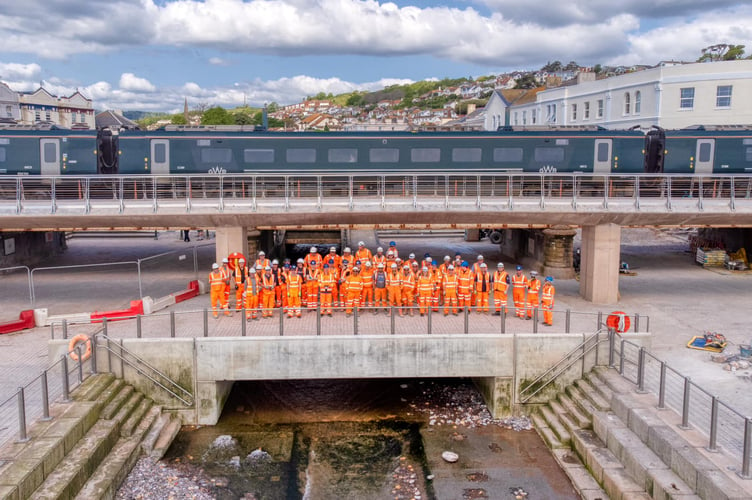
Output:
[328,148,357,163]
[746,148,752,162]
[698,142,712,163]
[522,111,527,125]
[584,102,590,120]
[45,110,51,121]
[546,104,557,124]
[452,148,481,162]
[624,93,631,114]
[5,105,10,118]
[634,91,641,114]
[597,99,604,118]
[153,143,166,163]
[369,148,399,163]
[596,143,610,162]
[0,147,5,162]
[717,85,732,107]
[680,87,695,109]
[286,148,316,163]
[35,110,41,121]
[513,112,518,125]
[571,104,577,121]
[244,149,274,163]
[493,148,523,163]
[43,142,57,163]
[531,109,537,124]
[534,147,565,163]
[71,112,77,123]
[200,148,232,163]
[411,148,440,162]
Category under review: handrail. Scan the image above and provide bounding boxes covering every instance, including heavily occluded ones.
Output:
[97,333,193,407]
[519,328,608,404]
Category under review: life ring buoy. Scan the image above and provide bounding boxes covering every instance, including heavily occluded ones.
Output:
[68,334,92,362]
[606,311,631,333]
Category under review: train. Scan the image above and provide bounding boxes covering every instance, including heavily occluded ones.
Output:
[0,123,751,177]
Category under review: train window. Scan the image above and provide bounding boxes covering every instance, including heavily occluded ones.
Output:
[200,148,232,163]
[0,147,5,162]
[197,140,211,147]
[411,148,440,162]
[746,148,752,162]
[597,143,610,162]
[286,149,316,163]
[328,148,358,163]
[534,147,565,163]
[154,143,166,163]
[452,148,482,162]
[493,148,523,162]
[698,143,712,163]
[369,148,399,163]
[43,142,57,163]
[244,149,274,163]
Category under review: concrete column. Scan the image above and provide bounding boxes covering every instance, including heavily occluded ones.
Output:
[196,380,234,425]
[542,227,576,279]
[214,227,249,263]
[580,224,621,304]
[472,377,513,418]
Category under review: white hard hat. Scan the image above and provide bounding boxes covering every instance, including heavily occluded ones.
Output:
[498,262,504,268]
[480,263,487,268]
[258,251,265,256]
[477,255,484,260]
[377,263,384,268]
[391,263,397,268]
[297,258,304,264]
[344,247,352,253]
[264,266,271,270]
[403,265,410,270]
[387,251,394,257]
[409,253,415,259]
[365,261,372,266]
[249,267,256,272]
[272,259,279,265]
[310,247,317,253]
[531,270,538,276]
[422,267,428,272]
[330,246,336,252]
[212,263,219,269]
[239,258,245,263]
[448,265,454,270]
[222,258,229,263]
[444,256,451,261]
[377,247,383,252]
[358,241,365,246]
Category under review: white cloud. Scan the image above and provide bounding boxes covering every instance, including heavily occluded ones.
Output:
[0,62,41,81]
[119,73,157,92]
[208,57,229,66]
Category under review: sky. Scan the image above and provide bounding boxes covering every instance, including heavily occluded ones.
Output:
[1,0,751,113]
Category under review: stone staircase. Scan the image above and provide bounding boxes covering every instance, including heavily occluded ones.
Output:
[531,366,752,500]
[0,373,182,500]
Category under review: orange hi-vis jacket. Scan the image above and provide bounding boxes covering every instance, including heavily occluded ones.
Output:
[457,268,473,292]
[209,270,225,289]
[261,274,276,292]
[528,278,541,299]
[402,270,415,292]
[355,248,373,264]
[372,254,386,268]
[388,246,399,258]
[234,266,245,286]
[493,270,509,294]
[442,273,459,294]
[287,273,303,296]
[244,271,259,296]
[475,272,490,293]
[326,253,341,270]
[346,274,364,294]
[360,267,375,289]
[319,270,336,292]
[511,273,528,291]
[254,258,270,271]
[304,253,322,270]
[386,271,402,288]
[306,268,321,283]
[541,283,555,305]
[416,275,434,297]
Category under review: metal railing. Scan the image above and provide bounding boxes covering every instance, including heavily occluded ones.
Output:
[611,334,752,479]
[1,173,751,215]
[49,306,648,339]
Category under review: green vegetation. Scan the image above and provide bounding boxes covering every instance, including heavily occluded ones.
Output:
[697,43,750,62]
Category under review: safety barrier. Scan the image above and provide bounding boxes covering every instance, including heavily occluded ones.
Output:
[0,172,750,216]
[0,310,35,334]
[610,334,752,479]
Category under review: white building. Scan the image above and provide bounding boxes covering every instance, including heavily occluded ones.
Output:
[510,60,752,130]
[0,82,21,122]
[18,87,95,129]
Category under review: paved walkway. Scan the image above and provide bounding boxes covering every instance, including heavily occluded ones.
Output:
[2,228,752,452]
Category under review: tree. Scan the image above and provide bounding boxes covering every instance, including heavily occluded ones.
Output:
[542,60,562,72]
[564,60,579,71]
[698,43,747,62]
[170,113,187,125]
[266,102,279,113]
[346,93,365,107]
[593,64,603,74]
[233,111,254,125]
[201,106,233,125]
[194,101,210,114]
[514,74,538,89]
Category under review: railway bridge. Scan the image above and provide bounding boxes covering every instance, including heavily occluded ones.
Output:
[2,171,752,304]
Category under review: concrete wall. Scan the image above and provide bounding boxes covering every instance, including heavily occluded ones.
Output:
[49,331,652,425]
[0,231,66,268]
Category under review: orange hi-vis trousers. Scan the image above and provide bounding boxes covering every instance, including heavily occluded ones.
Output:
[458,288,472,309]
[235,284,244,311]
[260,290,275,317]
[210,286,226,317]
[387,286,402,314]
[319,289,334,315]
[526,293,539,319]
[494,291,508,313]
[541,300,553,325]
[443,291,458,315]
[245,292,259,319]
[361,286,374,309]
[475,291,489,313]
[513,288,526,317]
[374,287,388,310]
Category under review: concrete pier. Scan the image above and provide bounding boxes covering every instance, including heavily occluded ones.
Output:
[579,224,621,304]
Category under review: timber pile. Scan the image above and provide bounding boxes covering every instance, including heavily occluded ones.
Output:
[696,248,727,267]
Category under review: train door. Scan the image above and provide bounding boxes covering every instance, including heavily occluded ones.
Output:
[40,139,60,176]
[694,139,714,174]
[593,139,612,174]
[150,139,170,175]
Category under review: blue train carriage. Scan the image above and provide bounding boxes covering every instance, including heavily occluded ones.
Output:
[0,124,98,176]
[660,125,752,174]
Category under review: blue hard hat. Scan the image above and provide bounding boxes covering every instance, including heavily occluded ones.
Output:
[355,259,361,265]
[424,253,430,258]
[390,241,396,246]
[462,262,469,268]
[545,276,553,282]
[323,264,330,269]
[516,265,522,271]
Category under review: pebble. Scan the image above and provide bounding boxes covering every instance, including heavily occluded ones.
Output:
[115,457,216,499]
[441,451,459,463]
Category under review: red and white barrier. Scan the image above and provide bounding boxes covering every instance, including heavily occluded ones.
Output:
[0,310,36,335]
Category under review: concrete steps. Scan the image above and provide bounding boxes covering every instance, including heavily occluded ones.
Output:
[0,373,180,500]
[532,365,752,500]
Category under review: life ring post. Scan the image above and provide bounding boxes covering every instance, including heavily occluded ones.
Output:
[68,334,92,362]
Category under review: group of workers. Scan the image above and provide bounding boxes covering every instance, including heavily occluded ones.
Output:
[208,241,556,325]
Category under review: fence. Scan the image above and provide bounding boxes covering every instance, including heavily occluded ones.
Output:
[48,306,649,340]
[611,334,752,478]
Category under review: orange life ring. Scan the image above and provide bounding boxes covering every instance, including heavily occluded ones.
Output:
[606,311,631,333]
[68,334,92,362]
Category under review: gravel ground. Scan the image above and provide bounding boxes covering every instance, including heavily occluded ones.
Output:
[116,457,217,500]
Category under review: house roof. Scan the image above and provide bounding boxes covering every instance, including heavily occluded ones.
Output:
[95,110,139,130]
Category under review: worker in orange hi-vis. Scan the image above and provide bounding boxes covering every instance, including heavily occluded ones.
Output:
[457,262,473,311]
[260,266,276,318]
[233,258,247,311]
[254,251,270,273]
[286,267,303,318]
[416,266,434,316]
[541,276,555,326]
[305,260,321,311]
[387,241,399,259]
[360,261,375,310]
[401,264,416,316]
[492,262,510,316]
[209,263,226,318]
[244,266,259,320]
[345,266,364,316]
[372,247,386,269]
[327,246,341,271]
[386,263,403,316]
[511,265,528,318]
[470,255,485,307]
[293,258,307,306]
[438,255,452,276]
[474,262,491,314]
[319,264,336,316]
[323,255,339,307]
[526,270,541,320]
[219,258,232,313]
[406,253,418,269]
[355,241,372,264]
[430,263,442,312]
[304,246,323,270]
[338,261,351,311]
[442,265,459,316]
[271,259,287,310]
[373,263,388,313]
